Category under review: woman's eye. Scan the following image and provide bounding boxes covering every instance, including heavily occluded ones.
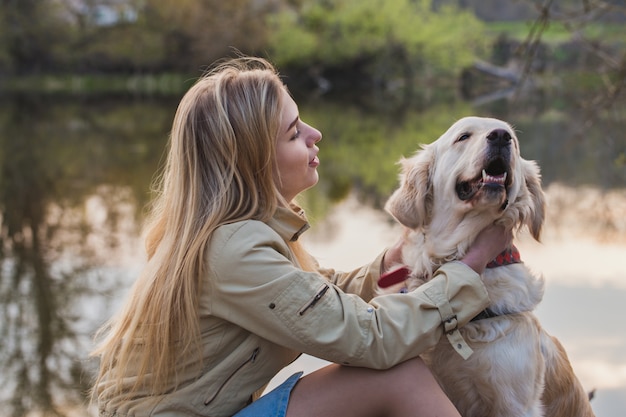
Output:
[291,129,300,140]
[456,132,471,142]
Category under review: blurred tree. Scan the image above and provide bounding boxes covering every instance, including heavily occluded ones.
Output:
[0,6,8,72]
[0,0,280,74]
[140,0,279,71]
[51,0,279,73]
[267,0,489,91]
[186,0,280,71]
[517,0,625,108]
[0,0,74,74]
[513,0,626,176]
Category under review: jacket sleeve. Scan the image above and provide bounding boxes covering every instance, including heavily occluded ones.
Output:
[317,250,385,302]
[207,221,489,369]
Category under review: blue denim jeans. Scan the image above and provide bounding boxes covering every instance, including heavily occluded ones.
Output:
[233,372,303,417]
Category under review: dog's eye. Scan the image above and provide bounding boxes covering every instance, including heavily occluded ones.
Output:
[456,132,471,142]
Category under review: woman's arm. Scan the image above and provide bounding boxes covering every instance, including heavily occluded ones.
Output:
[207,221,491,369]
[320,224,511,300]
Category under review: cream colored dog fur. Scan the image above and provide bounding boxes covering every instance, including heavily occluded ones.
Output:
[384,117,595,417]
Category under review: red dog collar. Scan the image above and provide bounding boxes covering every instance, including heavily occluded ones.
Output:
[486,245,521,268]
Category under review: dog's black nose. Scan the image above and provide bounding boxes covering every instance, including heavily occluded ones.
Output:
[487,129,511,147]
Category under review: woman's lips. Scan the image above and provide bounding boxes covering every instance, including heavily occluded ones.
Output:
[309,156,320,167]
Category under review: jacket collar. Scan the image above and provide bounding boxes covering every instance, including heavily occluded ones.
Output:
[266,204,310,242]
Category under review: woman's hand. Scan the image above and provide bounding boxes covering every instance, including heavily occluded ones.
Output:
[460,225,512,274]
[381,237,405,273]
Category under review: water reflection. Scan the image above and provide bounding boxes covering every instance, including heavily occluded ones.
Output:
[0,94,170,416]
[0,88,624,416]
[0,95,85,416]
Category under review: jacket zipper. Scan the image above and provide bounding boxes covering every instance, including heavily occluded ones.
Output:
[204,347,260,406]
[298,284,329,316]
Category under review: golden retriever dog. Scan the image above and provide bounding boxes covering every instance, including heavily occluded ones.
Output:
[383,117,595,417]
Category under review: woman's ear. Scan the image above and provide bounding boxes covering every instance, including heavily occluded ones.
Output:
[385,145,434,229]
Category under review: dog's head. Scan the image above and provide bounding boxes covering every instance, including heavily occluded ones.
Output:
[386,117,545,249]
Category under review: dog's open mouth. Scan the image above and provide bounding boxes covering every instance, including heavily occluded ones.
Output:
[455,157,511,201]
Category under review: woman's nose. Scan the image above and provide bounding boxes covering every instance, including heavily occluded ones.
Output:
[312,127,322,144]
[306,125,322,146]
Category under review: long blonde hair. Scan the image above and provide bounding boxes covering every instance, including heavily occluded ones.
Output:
[91,57,311,400]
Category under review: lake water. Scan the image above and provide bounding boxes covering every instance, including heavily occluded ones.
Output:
[0,85,624,416]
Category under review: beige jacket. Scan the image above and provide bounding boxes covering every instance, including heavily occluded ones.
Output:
[98,206,490,417]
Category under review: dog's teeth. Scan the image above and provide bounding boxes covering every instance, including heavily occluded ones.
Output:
[481,169,506,184]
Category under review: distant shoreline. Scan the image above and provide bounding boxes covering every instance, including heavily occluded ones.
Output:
[0,73,196,96]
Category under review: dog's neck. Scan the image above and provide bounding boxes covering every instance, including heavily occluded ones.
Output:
[379,246,522,289]
[486,245,521,268]
[471,245,523,322]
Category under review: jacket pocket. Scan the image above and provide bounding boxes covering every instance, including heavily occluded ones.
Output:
[204,347,260,406]
[297,284,329,316]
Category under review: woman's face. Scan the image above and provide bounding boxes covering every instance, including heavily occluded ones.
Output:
[275,89,322,202]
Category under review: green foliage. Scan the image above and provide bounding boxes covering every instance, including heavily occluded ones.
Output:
[0,8,9,71]
[4,73,193,95]
[268,0,489,78]
[267,11,319,64]
[0,0,75,73]
[486,20,626,44]
[134,0,274,72]
[78,24,167,71]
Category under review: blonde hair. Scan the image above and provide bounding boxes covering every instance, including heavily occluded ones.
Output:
[91,57,314,401]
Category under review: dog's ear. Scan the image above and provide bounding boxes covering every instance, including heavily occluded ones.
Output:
[385,146,433,229]
[522,160,546,241]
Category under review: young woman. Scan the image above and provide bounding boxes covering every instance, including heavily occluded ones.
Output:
[91,57,510,417]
